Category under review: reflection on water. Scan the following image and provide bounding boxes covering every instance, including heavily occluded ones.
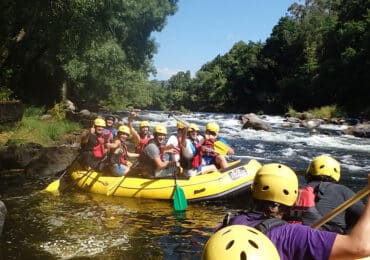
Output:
[1,185,249,259]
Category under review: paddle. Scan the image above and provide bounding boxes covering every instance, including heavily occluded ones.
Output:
[214,140,230,155]
[167,113,189,211]
[312,186,370,229]
[107,174,127,196]
[173,166,188,211]
[42,156,106,195]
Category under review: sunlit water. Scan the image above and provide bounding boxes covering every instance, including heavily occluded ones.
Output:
[1,112,369,259]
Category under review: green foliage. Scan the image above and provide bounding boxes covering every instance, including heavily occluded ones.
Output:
[306,105,345,119]
[286,106,298,117]
[0,87,14,101]
[1,0,369,117]
[24,106,45,117]
[1,0,178,108]
[47,102,66,120]
[3,112,80,146]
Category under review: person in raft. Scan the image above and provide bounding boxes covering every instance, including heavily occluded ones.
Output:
[215,162,370,260]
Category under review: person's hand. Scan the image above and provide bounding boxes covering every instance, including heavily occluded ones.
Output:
[90,126,95,134]
[129,112,136,122]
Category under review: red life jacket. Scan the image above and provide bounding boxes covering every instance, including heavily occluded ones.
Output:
[192,141,203,169]
[288,186,317,224]
[119,143,128,165]
[92,135,106,158]
[203,139,218,157]
[135,135,152,153]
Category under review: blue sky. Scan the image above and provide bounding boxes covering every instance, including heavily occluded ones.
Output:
[151,0,298,80]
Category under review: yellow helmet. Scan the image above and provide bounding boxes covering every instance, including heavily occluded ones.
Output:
[94,118,106,127]
[306,155,341,182]
[206,122,220,134]
[139,121,150,128]
[252,163,298,206]
[176,121,185,129]
[153,125,167,135]
[118,125,131,136]
[188,123,200,132]
[202,225,280,260]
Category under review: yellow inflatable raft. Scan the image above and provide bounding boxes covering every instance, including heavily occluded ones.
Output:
[69,159,262,202]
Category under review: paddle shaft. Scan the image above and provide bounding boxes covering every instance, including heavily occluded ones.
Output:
[312,187,370,229]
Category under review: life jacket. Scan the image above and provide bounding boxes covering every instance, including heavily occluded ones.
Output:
[288,185,322,224]
[80,133,107,159]
[92,135,107,158]
[288,183,347,234]
[202,139,218,157]
[135,135,152,153]
[103,127,117,143]
[191,141,203,169]
[222,211,287,234]
[110,142,128,165]
[179,139,203,170]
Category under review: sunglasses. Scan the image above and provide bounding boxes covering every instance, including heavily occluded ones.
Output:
[206,130,217,136]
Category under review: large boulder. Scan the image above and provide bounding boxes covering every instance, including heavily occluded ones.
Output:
[240,113,272,131]
[25,146,79,177]
[346,123,370,138]
[0,143,43,170]
[0,101,25,124]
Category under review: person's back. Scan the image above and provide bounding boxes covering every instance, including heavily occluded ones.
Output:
[302,155,365,233]
[215,162,370,260]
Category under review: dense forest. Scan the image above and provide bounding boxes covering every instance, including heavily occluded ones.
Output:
[1,0,369,117]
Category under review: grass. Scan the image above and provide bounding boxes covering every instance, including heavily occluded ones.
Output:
[0,106,81,147]
[286,105,345,119]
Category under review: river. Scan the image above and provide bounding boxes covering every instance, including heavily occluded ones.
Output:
[1,111,369,259]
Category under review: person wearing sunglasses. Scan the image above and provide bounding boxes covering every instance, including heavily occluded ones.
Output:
[202,122,229,170]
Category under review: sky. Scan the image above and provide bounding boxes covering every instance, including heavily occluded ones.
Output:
[151,0,298,81]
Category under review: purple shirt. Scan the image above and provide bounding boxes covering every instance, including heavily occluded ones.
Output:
[216,211,337,260]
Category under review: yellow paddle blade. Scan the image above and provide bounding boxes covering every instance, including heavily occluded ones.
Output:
[41,180,61,195]
[214,140,230,155]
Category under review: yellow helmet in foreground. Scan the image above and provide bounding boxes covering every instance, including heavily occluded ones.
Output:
[252,163,298,206]
[94,118,106,127]
[306,155,341,182]
[202,225,280,260]
[206,122,220,134]
[153,125,167,135]
[139,121,150,128]
[118,125,131,136]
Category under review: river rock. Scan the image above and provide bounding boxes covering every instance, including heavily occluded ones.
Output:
[240,113,272,131]
[349,123,370,138]
[25,146,79,177]
[0,200,6,236]
[0,143,43,170]
[300,119,323,129]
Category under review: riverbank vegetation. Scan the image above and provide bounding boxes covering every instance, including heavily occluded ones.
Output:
[1,0,369,117]
[0,106,80,147]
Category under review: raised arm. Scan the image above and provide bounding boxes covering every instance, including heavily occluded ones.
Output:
[330,174,370,259]
[128,112,140,146]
